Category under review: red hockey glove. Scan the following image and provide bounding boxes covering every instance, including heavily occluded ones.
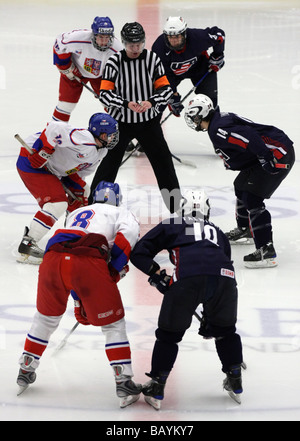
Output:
[63,177,90,212]
[29,146,54,168]
[74,300,90,325]
[109,263,129,283]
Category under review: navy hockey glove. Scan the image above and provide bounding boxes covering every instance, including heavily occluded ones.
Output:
[258,154,279,175]
[168,94,184,117]
[208,54,225,72]
[148,269,171,294]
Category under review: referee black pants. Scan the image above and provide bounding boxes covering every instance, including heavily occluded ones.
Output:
[89,115,181,212]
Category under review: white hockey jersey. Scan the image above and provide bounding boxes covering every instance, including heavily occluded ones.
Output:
[47,202,140,271]
[20,121,107,179]
[53,29,123,79]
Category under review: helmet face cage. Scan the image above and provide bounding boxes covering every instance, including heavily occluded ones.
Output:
[88,113,119,150]
[179,189,210,219]
[163,16,187,50]
[93,181,122,206]
[184,95,214,131]
[121,22,145,46]
[91,16,114,51]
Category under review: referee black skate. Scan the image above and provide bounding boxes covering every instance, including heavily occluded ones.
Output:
[89,22,182,213]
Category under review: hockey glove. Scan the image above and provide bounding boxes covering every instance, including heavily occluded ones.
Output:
[198,313,213,339]
[109,263,129,283]
[70,292,90,325]
[148,269,171,294]
[63,176,90,212]
[29,146,54,168]
[258,154,279,175]
[59,62,81,81]
[168,94,184,117]
[208,54,225,72]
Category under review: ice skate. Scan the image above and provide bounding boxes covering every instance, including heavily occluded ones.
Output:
[113,365,142,408]
[17,354,37,396]
[243,242,277,268]
[16,226,44,265]
[142,377,166,411]
[223,365,243,404]
[116,377,142,408]
[225,226,254,245]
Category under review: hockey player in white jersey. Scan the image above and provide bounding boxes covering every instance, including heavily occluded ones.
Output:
[52,16,123,122]
[16,181,142,407]
[16,113,119,264]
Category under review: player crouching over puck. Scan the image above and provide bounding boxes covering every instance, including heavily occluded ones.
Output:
[16,181,142,408]
[130,189,244,409]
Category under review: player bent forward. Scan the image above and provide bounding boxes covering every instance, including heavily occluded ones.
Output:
[16,181,142,408]
[185,95,295,268]
[16,113,118,265]
[130,189,244,409]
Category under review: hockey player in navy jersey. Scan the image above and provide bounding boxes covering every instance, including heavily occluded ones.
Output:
[130,189,244,409]
[152,16,225,117]
[185,95,295,268]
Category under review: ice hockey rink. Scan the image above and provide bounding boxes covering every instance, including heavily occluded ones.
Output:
[1,0,300,424]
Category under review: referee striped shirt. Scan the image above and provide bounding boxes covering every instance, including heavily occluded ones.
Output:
[99,49,173,123]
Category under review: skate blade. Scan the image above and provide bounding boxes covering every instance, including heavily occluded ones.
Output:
[17,384,29,396]
[241,362,247,370]
[227,390,242,404]
[229,238,254,245]
[244,258,277,269]
[16,254,43,265]
[119,394,140,408]
[144,395,162,410]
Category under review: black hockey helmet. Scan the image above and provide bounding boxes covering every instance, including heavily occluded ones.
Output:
[121,22,145,44]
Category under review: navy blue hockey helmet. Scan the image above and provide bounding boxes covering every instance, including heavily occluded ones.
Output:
[88,113,119,149]
[91,16,114,51]
[92,181,122,206]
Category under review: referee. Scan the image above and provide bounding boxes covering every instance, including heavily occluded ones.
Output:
[89,22,182,213]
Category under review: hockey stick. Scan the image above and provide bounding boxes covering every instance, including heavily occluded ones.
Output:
[52,322,80,355]
[14,133,78,200]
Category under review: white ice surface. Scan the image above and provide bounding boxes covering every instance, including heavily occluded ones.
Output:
[0,0,300,423]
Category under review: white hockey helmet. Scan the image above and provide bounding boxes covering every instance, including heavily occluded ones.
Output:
[178,189,210,219]
[163,16,187,50]
[163,16,187,36]
[184,95,214,132]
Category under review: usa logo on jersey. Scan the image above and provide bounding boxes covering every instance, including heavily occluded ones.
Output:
[171,57,197,75]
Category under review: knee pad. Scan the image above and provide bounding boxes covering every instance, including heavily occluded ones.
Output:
[101,317,128,344]
[155,328,184,344]
[30,311,62,341]
[43,201,68,220]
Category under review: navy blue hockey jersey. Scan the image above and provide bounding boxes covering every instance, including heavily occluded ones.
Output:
[130,215,235,282]
[208,107,294,170]
[152,27,225,92]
